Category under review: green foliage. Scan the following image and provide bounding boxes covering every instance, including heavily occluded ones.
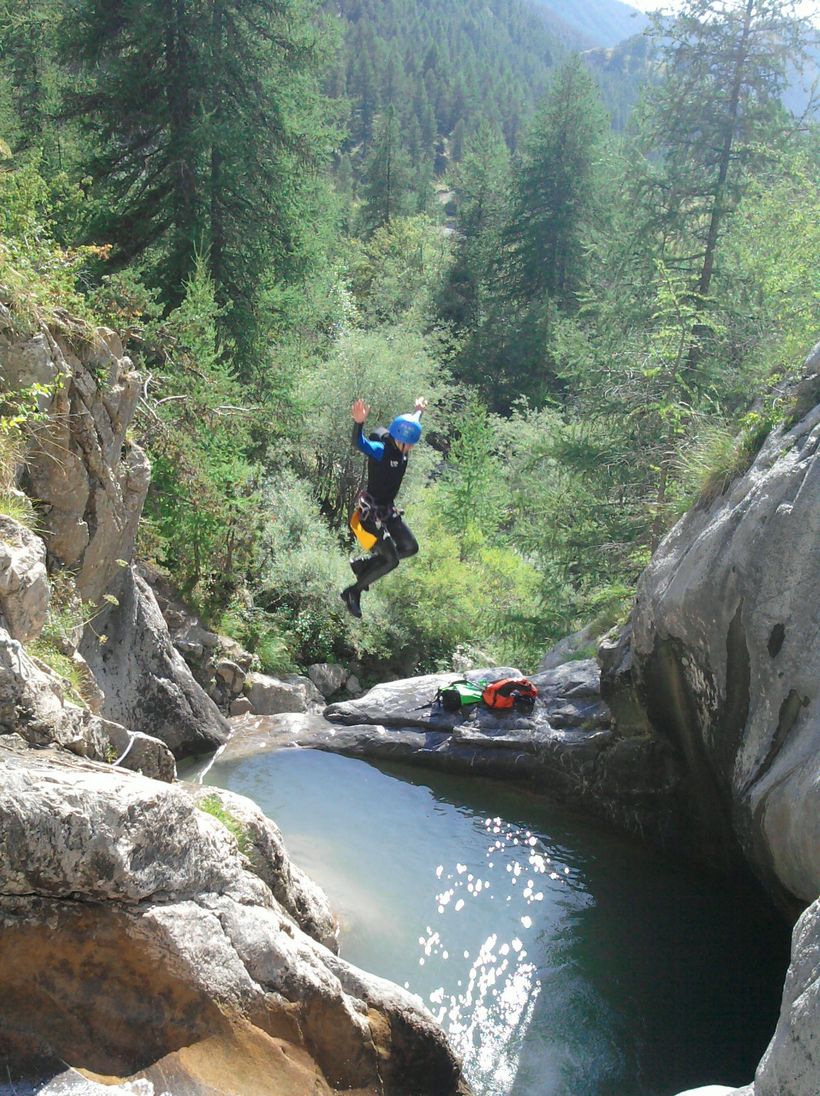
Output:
[435,396,505,556]
[358,106,416,234]
[0,381,52,527]
[676,423,743,507]
[502,56,609,309]
[348,214,450,329]
[676,400,791,510]
[28,638,94,708]
[384,504,545,672]
[139,256,259,602]
[0,156,100,325]
[292,324,448,528]
[251,470,386,666]
[639,0,814,307]
[62,0,339,377]
[717,143,820,376]
[27,570,99,709]
[216,600,297,676]
[440,122,510,332]
[331,0,572,175]
[197,793,252,856]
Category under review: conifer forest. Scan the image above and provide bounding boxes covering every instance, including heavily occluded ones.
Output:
[1,0,818,682]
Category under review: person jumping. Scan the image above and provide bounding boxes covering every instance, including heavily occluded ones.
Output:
[341,396,427,618]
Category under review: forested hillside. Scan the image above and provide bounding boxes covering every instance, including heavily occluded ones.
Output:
[326,0,649,192]
[326,0,571,192]
[1,0,817,685]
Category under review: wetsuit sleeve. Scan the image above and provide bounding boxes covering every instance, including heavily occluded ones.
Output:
[352,422,385,461]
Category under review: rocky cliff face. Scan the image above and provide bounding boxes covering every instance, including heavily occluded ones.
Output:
[599,345,820,1096]
[0,735,468,1095]
[604,344,819,917]
[0,311,228,755]
[2,318,147,603]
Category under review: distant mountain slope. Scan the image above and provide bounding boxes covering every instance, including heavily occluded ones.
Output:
[583,29,819,124]
[327,0,573,157]
[529,0,650,48]
[326,0,649,181]
[582,33,658,130]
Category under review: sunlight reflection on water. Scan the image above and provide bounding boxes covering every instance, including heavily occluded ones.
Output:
[191,747,790,1096]
[406,816,574,1094]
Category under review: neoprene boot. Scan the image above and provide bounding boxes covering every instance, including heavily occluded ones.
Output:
[341,585,362,619]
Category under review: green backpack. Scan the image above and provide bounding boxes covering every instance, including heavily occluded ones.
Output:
[434,678,486,712]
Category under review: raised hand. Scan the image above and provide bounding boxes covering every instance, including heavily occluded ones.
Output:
[352,398,370,424]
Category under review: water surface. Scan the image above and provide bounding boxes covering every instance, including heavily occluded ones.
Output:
[189,747,789,1096]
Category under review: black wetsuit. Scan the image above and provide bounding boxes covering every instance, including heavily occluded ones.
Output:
[350,422,418,591]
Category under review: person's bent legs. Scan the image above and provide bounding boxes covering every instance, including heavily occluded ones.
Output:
[384,514,419,562]
[342,517,418,617]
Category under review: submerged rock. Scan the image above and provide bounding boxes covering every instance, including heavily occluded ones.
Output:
[0,736,470,1096]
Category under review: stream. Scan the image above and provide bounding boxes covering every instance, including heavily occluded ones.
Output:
[183,746,789,1096]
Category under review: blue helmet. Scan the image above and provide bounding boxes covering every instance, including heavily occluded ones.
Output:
[388,414,422,445]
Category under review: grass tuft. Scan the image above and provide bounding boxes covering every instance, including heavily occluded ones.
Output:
[198,793,253,855]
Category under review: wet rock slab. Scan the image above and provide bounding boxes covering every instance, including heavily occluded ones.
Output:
[225,708,616,793]
[223,663,676,830]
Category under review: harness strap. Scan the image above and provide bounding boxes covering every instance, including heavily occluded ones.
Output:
[357,490,401,527]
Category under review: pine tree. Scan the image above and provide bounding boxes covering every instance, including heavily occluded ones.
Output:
[502,55,609,310]
[641,0,816,308]
[62,0,336,377]
[440,122,510,331]
[359,105,414,233]
[0,0,64,162]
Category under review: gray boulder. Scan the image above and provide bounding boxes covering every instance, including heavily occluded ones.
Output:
[0,515,50,643]
[80,566,229,757]
[0,625,173,781]
[229,695,253,717]
[0,736,469,1096]
[215,657,246,693]
[104,721,176,783]
[345,673,363,696]
[324,666,523,729]
[245,670,325,715]
[307,661,347,697]
[537,623,600,671]
[753,896,819,1096]
[184,783,338,953]
[532,659,613,731]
